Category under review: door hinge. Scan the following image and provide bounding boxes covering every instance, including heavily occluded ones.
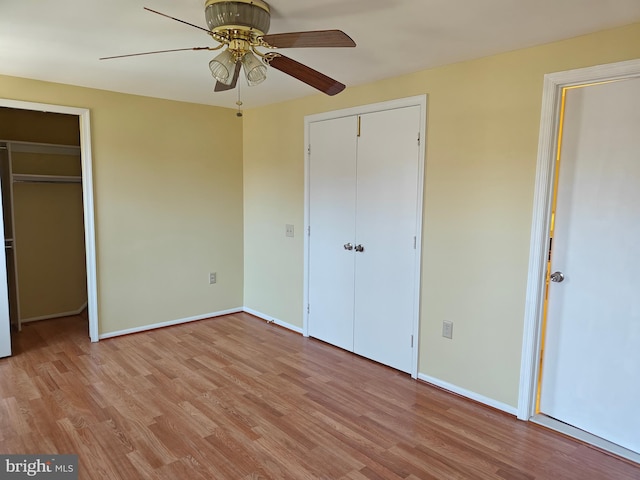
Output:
[411,335,414,348]
[308,144,311,155]
[307,226,311,236]
[357,116,361,137]
[418,133,421,146]
[413,236,417,249]
[307,304,310,314]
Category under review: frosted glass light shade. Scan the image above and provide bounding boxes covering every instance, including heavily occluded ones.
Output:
[209,50,236,85]
[241,52,267,86]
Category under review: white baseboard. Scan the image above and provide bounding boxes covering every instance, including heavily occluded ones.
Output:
[21,301,88,324]
[242,307,303,334]
[418,373,518,416]
[530,414,640,464]
[98,307,243,340]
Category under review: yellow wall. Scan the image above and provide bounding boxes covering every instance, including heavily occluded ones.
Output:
[243,22,640,408]
[0,108,80,144]
[0,77,244,335]
[13,181,87,319]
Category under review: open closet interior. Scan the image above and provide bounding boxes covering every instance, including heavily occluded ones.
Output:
[0,107,87,333]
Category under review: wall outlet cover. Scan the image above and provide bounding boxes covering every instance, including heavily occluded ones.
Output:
[285,224,294,237]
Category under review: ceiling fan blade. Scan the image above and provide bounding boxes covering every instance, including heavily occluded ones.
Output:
[262,30,355,48]
[100,47,211,60]
[268,54,345,96]
[214,62,242,92]
[144,7,212,34]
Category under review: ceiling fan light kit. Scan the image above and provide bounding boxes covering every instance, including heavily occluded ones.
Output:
[100,0,356,99]
[204,0,276,88]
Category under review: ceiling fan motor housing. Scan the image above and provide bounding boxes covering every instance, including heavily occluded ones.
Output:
[204,0,271,36]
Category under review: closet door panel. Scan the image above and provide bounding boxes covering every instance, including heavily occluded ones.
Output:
[353,106,421,373]
[0,145,12,358]
[308,116,358,350]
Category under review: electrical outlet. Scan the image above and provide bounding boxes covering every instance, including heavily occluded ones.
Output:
[442,320,453,339]
[285,224,294,237]
[209,272,217,284]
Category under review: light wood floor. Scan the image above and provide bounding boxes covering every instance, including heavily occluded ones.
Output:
[1,313,638,479]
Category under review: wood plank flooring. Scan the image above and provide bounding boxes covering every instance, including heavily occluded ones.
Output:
[0,313,638,479]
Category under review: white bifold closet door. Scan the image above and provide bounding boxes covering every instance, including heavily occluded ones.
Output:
[353,107,420,372]
[308,115,358,351]
[308,105,421,373]
[0,150,12,358]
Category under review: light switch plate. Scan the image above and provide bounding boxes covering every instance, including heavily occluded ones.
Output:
[443,321,453,339]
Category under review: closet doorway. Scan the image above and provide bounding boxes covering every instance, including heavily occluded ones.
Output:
[0,99,98,355]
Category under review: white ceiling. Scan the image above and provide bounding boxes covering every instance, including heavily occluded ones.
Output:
[2,0,640,109]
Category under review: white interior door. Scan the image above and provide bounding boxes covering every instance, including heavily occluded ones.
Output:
[308,116,358,351]
[0,148,12,357]
[353,106,421,373]
[539,77,640,453]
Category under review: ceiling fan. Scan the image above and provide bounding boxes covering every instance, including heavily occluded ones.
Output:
[100,0,356,96]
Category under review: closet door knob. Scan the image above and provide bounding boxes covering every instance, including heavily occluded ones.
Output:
[355,244,364,253]
[343,243,353,251]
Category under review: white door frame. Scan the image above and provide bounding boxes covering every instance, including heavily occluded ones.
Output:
[0,98,99,343]
[518,59,640,420]
[303,95,427,379]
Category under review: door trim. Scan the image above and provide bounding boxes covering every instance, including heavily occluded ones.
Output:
[518,59,640,420]
[303,95,427,379]
[0,98,99,342]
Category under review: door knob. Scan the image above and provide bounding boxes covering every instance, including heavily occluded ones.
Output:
[550,271,564,283]
[355,244,364,253]
[343,243,353,251]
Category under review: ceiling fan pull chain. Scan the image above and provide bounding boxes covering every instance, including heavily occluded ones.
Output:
[236,81,243,118]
